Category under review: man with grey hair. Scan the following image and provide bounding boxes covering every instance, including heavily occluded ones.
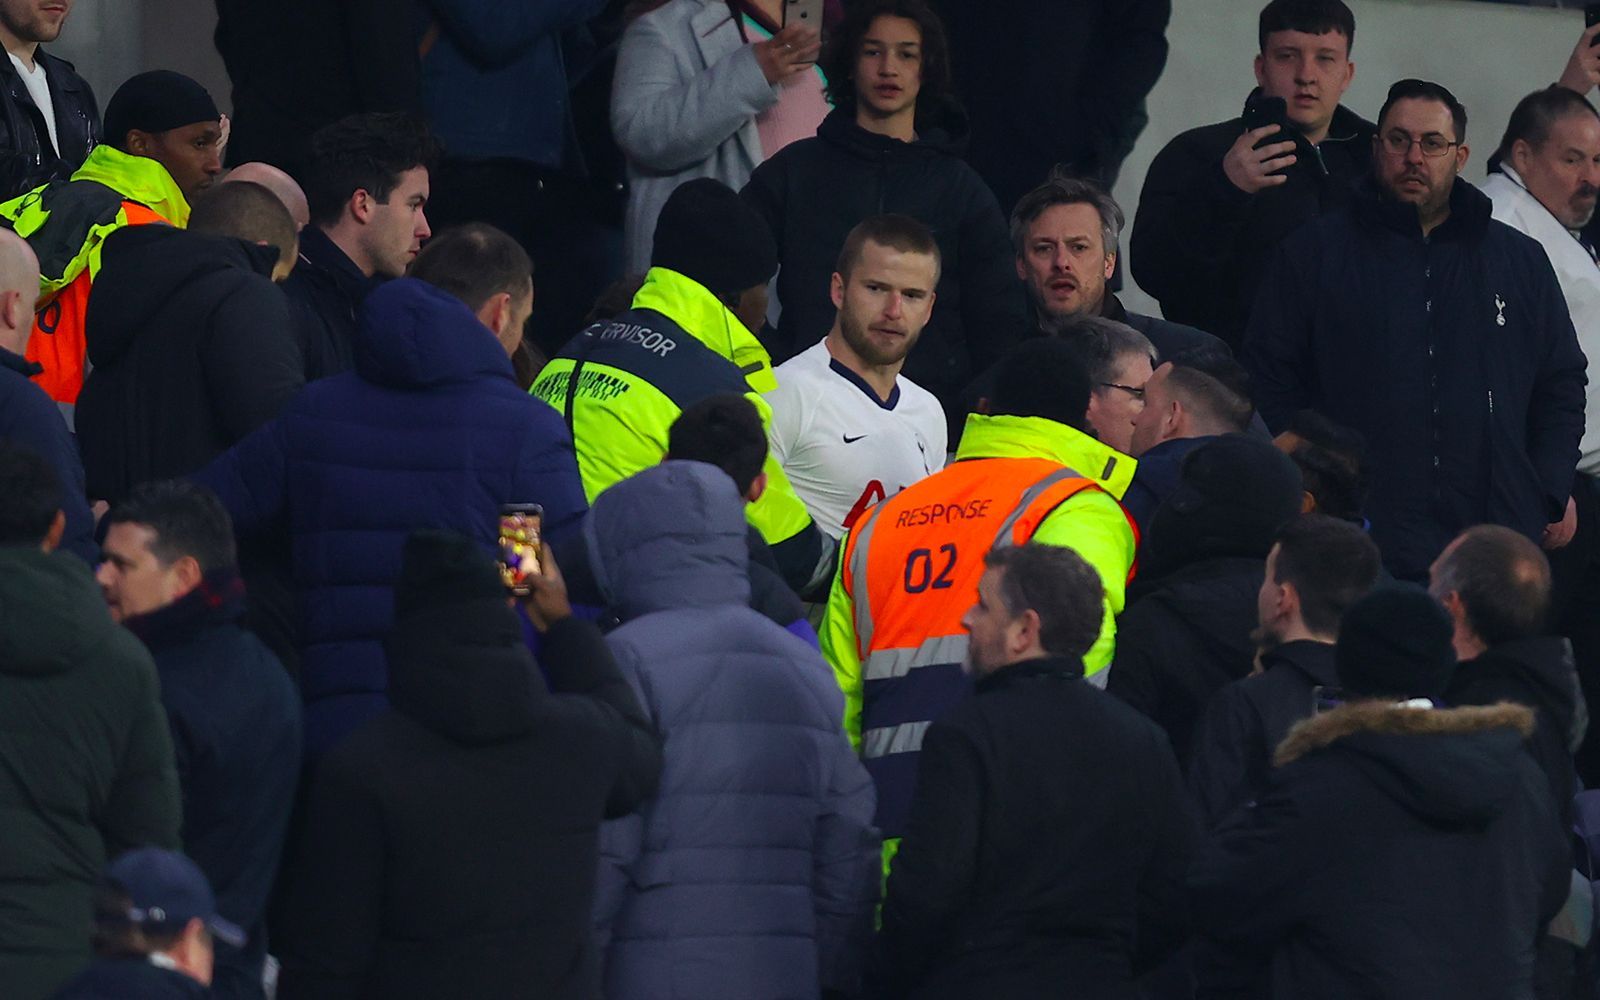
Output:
[1011,173,1225,362]
[874,542,1196,997]
[1059,314,1156,456]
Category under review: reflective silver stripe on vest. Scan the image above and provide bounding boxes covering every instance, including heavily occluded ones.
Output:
[863,633,970,682]
[861,720,932,760]
[848,506,883,653]
[990,466,1086,549]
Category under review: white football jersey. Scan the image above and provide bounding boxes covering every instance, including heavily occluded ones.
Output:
[767,338,947,539]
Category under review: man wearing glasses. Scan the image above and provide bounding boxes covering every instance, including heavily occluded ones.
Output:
[1245,78,1586,584]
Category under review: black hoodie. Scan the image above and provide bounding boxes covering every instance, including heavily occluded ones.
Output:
[741,104,1026,422]
[1192,701,1571,1000]
[76,225,302,503]
[276,581,662,999]
[1448,636,1587,827]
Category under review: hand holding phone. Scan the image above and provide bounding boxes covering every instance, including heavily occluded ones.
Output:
[754,24,821,85]
[1560,13,1600,94]
[518,541,572,633]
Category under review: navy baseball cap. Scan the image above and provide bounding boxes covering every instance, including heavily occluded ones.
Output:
[105,848,245,947]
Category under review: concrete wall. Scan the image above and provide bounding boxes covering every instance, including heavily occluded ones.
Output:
[1111,0,1586,313]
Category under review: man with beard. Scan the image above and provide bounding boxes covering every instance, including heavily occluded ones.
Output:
[768,215,947,540]
[1481,87,1600,790]
[0,0,98,200]
[1245,79,1586,584]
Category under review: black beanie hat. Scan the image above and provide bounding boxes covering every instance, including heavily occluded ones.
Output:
[1336,583,1457,700]
[393,530,506,619]
[651,178,778,295]
[1142,434,1303,576]
[988,338,1093,429]
[104,71,219,151]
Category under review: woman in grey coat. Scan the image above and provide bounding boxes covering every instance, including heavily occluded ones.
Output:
[611,0,826,273]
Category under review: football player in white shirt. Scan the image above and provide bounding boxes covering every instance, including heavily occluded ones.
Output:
[767,214,948,539]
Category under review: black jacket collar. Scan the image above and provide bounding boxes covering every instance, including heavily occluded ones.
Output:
[1260,638,1338,687]
[298,226,377,303]
[975,655,1085,694]
[123,569,247,654]
[1354,175,1492,243]
[0,344,41,377]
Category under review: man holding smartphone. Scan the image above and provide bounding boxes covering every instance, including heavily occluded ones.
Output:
[1131,0,1371,350]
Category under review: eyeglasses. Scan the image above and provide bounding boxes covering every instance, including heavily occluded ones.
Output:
[1099,381,1146,401]
[1380,130,1458,158]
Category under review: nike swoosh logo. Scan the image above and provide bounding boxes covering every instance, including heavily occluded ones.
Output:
[843,434,867,444]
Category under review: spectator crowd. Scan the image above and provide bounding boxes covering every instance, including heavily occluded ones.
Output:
[9,0,1600,997]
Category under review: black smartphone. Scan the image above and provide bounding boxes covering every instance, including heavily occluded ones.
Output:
[1243,94,1291,145]
[497,503,543,596]
[1589,4,1600,44]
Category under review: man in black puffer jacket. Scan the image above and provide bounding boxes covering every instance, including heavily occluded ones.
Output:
[1245,80,1587,582]
[76,180,303,505]
[276,532,661,999]
[1107,435,1303,771]
[1191,585,1571,1000]
[740,0,1024,423]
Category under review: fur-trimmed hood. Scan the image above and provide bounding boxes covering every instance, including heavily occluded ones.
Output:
[1274,701,1537,829]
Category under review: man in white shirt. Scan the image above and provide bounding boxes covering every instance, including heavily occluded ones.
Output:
[1482,84,1600,786]
[0,0,98,199]
[768,214,947,539]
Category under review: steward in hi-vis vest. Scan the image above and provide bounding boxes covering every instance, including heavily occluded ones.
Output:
[532,179,833,595]
[821,342,1138,844]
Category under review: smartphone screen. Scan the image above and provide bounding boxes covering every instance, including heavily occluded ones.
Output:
[498,504,543,595]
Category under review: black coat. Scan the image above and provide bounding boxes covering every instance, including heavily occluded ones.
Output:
[1244,178,1587,580]
[281,227,378,382]
[212,0,418,176]
[77,226,303,505]
[1131,97,1374,349]
[1449,636,1586,829]
[742,106,1026,417]
[0,346,96,563]
[1107,556,1263,770]
[1190,700,1571,1000]
[929,0,1170,206]
[276,604,661,1000]
[874,657,1196,1000]
[123,574,301,1000]
[1187,639,1337,831]
[0,48,97,201]
[52,958,207,1000]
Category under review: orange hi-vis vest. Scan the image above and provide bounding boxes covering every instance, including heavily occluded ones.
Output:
[838,456,1137,838]
[25,200,168,411]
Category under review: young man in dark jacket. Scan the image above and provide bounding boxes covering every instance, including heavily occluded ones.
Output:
[874,543,1196,999]
[97,481,301,1000]
[1431,525,1585,825]
[588,461,880,1000]
[0,445,180,1000]
[285,112,437,380]
[0,0,98,199]
[1131,0,1371,349]
[1244,79,1588,582]
[1108,435,1304,770]
[1190,584,1572,1000]
[1188,514,1382,830]
[196,226,589,757]
[276,531,661,999]
[77,180,303,505]
[741,0,1025,420]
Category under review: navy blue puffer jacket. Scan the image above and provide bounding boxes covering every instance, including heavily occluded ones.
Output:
[197,278,587,756]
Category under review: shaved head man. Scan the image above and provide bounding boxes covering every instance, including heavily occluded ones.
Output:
[223,162,309,232]
[0,227,39,350]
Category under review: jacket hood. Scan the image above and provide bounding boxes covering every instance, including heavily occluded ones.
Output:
[1133,555,1263,667]
[817,100,969,160]
[1276,700,1537,828]
[586,460,751,620]
[1460,636,1584,750]
[954,414,1135,501]
[0,547,119,676]
[385,598,544,745]
[86,226,278,366]
[71,143,192,227]
[353,277,516,389]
